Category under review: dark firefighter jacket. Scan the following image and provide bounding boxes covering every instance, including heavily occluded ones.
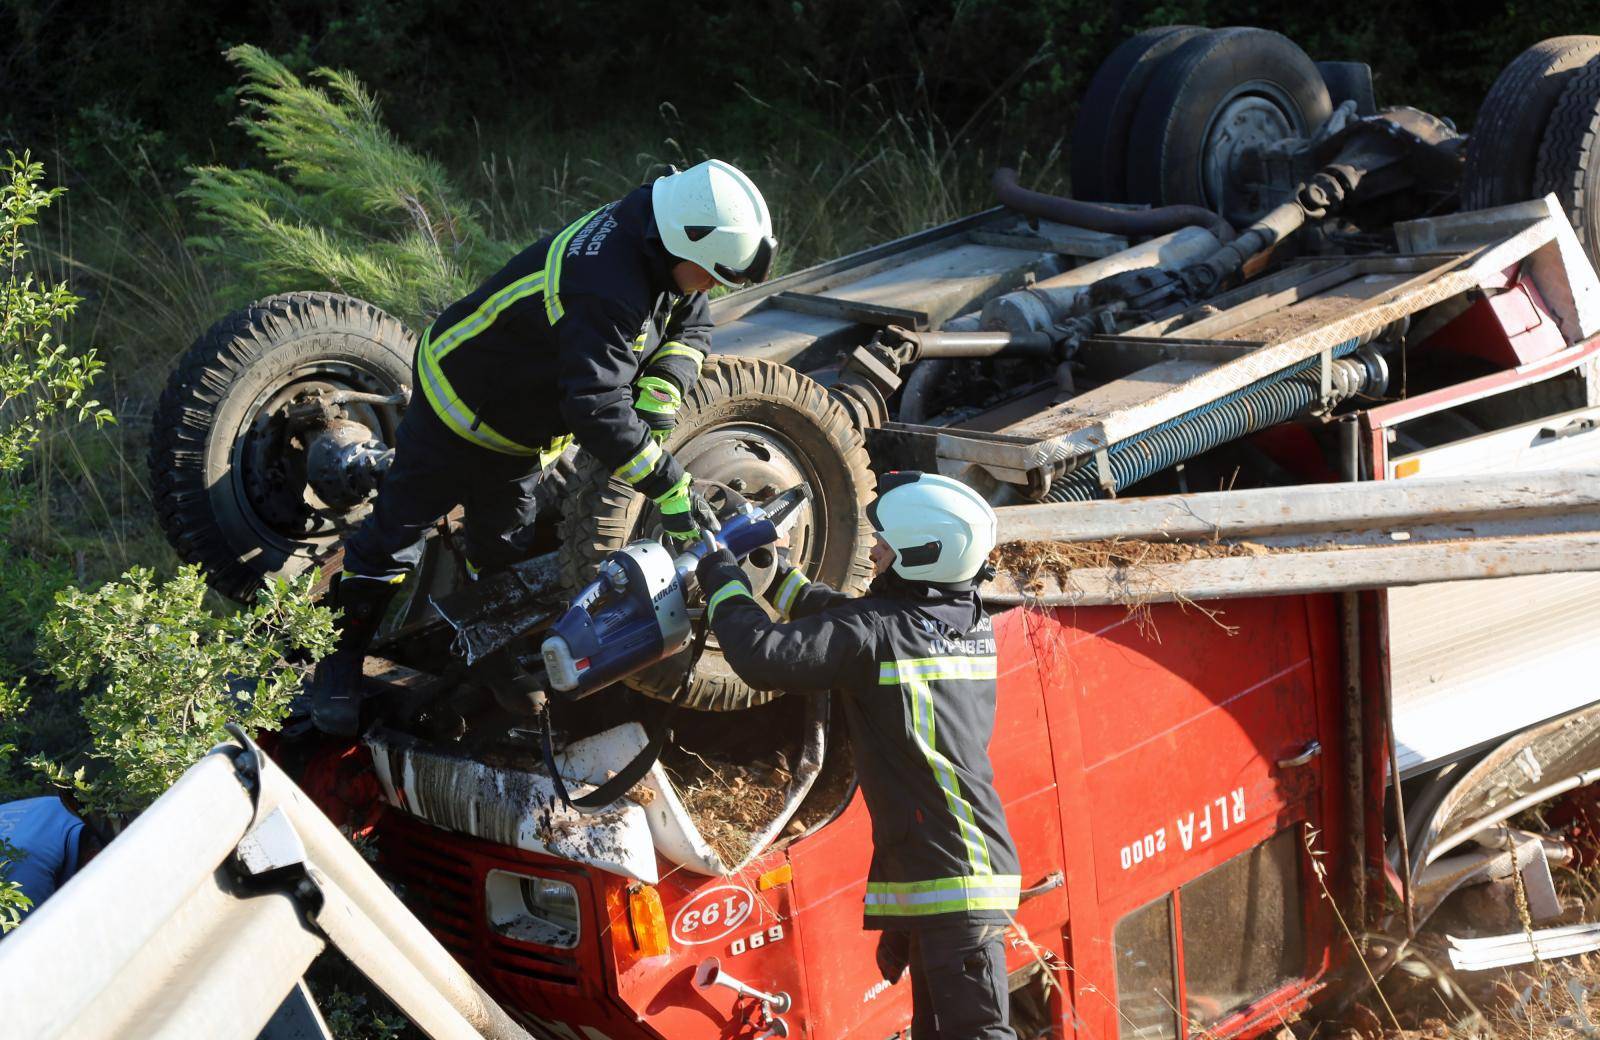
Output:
[417,184,709,498]
[700,554,1022,930]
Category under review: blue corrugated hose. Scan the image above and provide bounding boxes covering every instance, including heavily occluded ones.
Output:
[1044,339,1361,502]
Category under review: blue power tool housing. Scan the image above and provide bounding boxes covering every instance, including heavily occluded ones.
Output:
[541,486,809,699]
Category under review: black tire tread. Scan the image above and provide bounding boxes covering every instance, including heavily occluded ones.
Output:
[1125,26,1331,211]
[1070,25,1209,203]
[557,356,876,712]
[149,291,414,602]
[1462,36,1600,211]
[1534,55,1600,259]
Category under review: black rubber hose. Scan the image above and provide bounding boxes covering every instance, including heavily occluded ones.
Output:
[993,167,1235,242]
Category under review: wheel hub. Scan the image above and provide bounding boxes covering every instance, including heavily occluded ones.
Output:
[236,369,401,542]
[678,422,819,582]
[1203,90,1299,223]
[642,424,822,594]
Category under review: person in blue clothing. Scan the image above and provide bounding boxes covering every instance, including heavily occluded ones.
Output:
[0,795,104,929]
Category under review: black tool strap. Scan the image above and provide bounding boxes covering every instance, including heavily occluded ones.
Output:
[541,622,709,814]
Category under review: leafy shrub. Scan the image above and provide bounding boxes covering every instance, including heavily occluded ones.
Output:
[0,837,29,932]
[36,565,336,813]
[0,153,111,475]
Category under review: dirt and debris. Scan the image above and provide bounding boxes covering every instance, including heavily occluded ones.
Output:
[669,752,794,865]
[992,537,1273,597]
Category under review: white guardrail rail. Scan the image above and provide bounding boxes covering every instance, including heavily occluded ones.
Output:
[0,728,535,1040]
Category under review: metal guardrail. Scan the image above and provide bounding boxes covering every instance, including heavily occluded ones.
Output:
[0,730,533,1040]
[986,469,1600,606]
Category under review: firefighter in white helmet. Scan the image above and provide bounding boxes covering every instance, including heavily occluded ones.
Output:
[308,159,776,735]
[697,471,1019,1040]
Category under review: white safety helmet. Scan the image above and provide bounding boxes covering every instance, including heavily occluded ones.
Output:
[652,159,776,288]
[868,472,998,586]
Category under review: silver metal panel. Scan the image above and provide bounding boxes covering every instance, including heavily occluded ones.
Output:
[1390,570,1600,776]
[1388,404,1600,776]
[708,212,1070,365]
[1390,405,1600,478]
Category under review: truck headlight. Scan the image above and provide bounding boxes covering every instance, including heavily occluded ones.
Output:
[486,870,581,949]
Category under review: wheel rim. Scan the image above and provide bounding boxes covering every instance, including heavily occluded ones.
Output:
[624,417,849,700]
[643,422,828,586]
[1200,84,1302,224]
[229,359,405,561]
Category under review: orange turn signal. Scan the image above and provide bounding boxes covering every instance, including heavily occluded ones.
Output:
[1394,458,1421,478]
[757,863,792,891]
[628,884,671,958]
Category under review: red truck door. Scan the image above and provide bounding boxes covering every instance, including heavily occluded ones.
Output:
[1027,594,1345,1039]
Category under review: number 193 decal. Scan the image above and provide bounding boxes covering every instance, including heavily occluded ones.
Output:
[671,885,757,945]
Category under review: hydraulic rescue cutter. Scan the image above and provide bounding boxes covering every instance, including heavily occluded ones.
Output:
[541,485,810,699]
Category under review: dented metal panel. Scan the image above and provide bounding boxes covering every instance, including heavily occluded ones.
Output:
[367,734,661,883]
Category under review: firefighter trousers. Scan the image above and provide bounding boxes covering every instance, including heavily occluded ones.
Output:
[887,919,1016,1040]
[343,391,545,583]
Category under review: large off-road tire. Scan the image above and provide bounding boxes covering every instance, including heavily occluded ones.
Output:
[1534,54,1600,267]
[1461,36,1600,211]
[559,356,876,711]
[1070,25,1209,203]
[1125,26,1332,225]
[149,292,414,602]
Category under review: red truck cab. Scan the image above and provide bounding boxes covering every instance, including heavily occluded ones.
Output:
[365,589,1357,1040]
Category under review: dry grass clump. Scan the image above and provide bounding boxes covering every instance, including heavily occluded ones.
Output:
[990,537,1258,634]
[671,752,793,867]
[992,537,1269,588]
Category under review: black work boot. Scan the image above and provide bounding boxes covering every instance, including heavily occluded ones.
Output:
[307,574,399,736]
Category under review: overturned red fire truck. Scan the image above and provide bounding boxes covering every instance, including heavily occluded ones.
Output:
[124,26,1600,1040]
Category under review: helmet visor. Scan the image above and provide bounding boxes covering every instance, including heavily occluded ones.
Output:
[712,235,777,287]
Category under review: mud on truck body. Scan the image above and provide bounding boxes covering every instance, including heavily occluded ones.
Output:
[143,28,1600,1040]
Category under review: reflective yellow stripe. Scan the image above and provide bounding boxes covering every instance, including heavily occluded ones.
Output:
[419,331,569,461]
[343,572,409,587]
[910,676,993,874]
[429,271,546,361]
[863,875,1020,916]
[544,207,603,325]
[614,439,663,485]
[417,333,538,456]
[773,569,809,618]
[707,581,755,623]
[879,656,997,684]
[877,654,999,876]
[650,341,706,367]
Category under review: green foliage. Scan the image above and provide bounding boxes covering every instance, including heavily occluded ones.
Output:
[0,683,43,930]
[36,565,337,813]
[0,836,31,933]
[185,46,510,328]
[314,982,409,1040]
[0,153,112,476]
